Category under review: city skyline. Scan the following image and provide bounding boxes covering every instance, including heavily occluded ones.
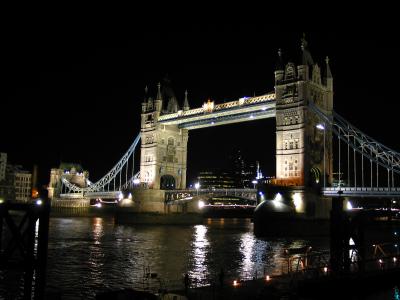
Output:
[2,17,400,187]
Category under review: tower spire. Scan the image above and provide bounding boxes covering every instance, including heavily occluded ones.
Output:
[183,90,190,111]
[156,82,162,100]
[301,33,314,66]
[325,56,332,78]
[275,48,284,70]
[144,85,148,101]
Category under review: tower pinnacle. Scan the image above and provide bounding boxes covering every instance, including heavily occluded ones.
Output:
[156,82,162,100]
[183,90,190,111]
[301,33,314,66]
[144,85,148,100]
[325,56,332,78]
[275,48,284,70]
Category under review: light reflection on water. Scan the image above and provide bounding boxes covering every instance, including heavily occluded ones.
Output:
[189,225,209,285]
[3,216,332,299]
[1,216,398,299]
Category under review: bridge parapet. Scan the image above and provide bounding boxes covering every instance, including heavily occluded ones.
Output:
[59,193,84,199]
[164,188,257,202]
[323,187,400,197]
[158,93,276,123]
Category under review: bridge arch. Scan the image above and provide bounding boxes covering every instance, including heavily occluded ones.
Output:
[160,174,176,190]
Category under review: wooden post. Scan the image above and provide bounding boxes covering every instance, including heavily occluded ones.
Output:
[34,198,50,300]
[330,191,344,274]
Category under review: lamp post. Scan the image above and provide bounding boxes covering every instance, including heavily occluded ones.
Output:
[252,180,257,189]
[194,182,200,195]
[316,123,326,188]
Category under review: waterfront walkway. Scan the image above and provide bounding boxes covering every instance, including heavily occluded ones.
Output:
[168,265,400,299]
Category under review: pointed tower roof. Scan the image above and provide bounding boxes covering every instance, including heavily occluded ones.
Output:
[156,82,162,100]
[275,48,284,70]
[161,75,179,113]
[325,56,332,78]
[183,90,190,111]
[143,85,148,102]
[166,97,179,113]
[301,33,314,66]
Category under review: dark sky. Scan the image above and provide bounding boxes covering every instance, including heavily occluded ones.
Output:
[2,9,400,186]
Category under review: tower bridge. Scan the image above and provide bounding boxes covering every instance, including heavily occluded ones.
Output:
[49,37,400,220]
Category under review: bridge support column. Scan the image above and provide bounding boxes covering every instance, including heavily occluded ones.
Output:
[127,189,166,213]
[140,87,189,190]
[274,40,333,191]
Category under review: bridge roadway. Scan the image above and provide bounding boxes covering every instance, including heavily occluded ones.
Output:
[164,188,257,202]
[323,187,400,197]
[59,188,258,201]
[158,93,276,130]
[60,191,122,199]
[60,187,400,200]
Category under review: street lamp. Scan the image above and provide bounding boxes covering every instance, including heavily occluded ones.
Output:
[194,182,200,195]
[251,180,257,189]
[316,123,326,188]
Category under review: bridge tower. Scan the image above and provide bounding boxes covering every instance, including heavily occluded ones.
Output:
[274,37,333,214]
[139,82,189,190]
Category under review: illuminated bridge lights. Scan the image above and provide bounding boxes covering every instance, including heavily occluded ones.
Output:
[157,92,276,130]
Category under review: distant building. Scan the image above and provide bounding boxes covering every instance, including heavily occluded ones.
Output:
[0,152,6,181]
[196,170,236,189]
[230,150,258,188]
[0,165,15,201]
[14,165,32,202]
[48,163,89,199]
[0,153,32,202]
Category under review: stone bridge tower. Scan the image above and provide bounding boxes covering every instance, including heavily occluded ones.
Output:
[275,37,333,191]
[140,82,189,190]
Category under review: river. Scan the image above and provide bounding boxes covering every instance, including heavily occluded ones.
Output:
[48,216,329,298]
[2,216,398,299]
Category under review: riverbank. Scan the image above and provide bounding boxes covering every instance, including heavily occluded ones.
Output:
[168,268,400,299]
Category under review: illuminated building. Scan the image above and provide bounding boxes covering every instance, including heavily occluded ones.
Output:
[139,78,189,190]
[13,165,32,202]
[230,150,259,188]
[0,153,32,202]
[274,37,333,187]
[48,163,89,199]
[196,170,236,189]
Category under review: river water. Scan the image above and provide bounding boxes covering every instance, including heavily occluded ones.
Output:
[47,216,327,299]
[1,216,397,299]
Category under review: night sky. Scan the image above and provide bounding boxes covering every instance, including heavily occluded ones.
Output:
[2,10,400,187]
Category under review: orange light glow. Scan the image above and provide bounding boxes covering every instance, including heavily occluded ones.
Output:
[31,188,39,198]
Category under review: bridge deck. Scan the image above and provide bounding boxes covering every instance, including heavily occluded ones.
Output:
[158,93,276,130]
[323,187,400,197]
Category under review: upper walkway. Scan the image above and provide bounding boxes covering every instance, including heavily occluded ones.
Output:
[158,93,276,129]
